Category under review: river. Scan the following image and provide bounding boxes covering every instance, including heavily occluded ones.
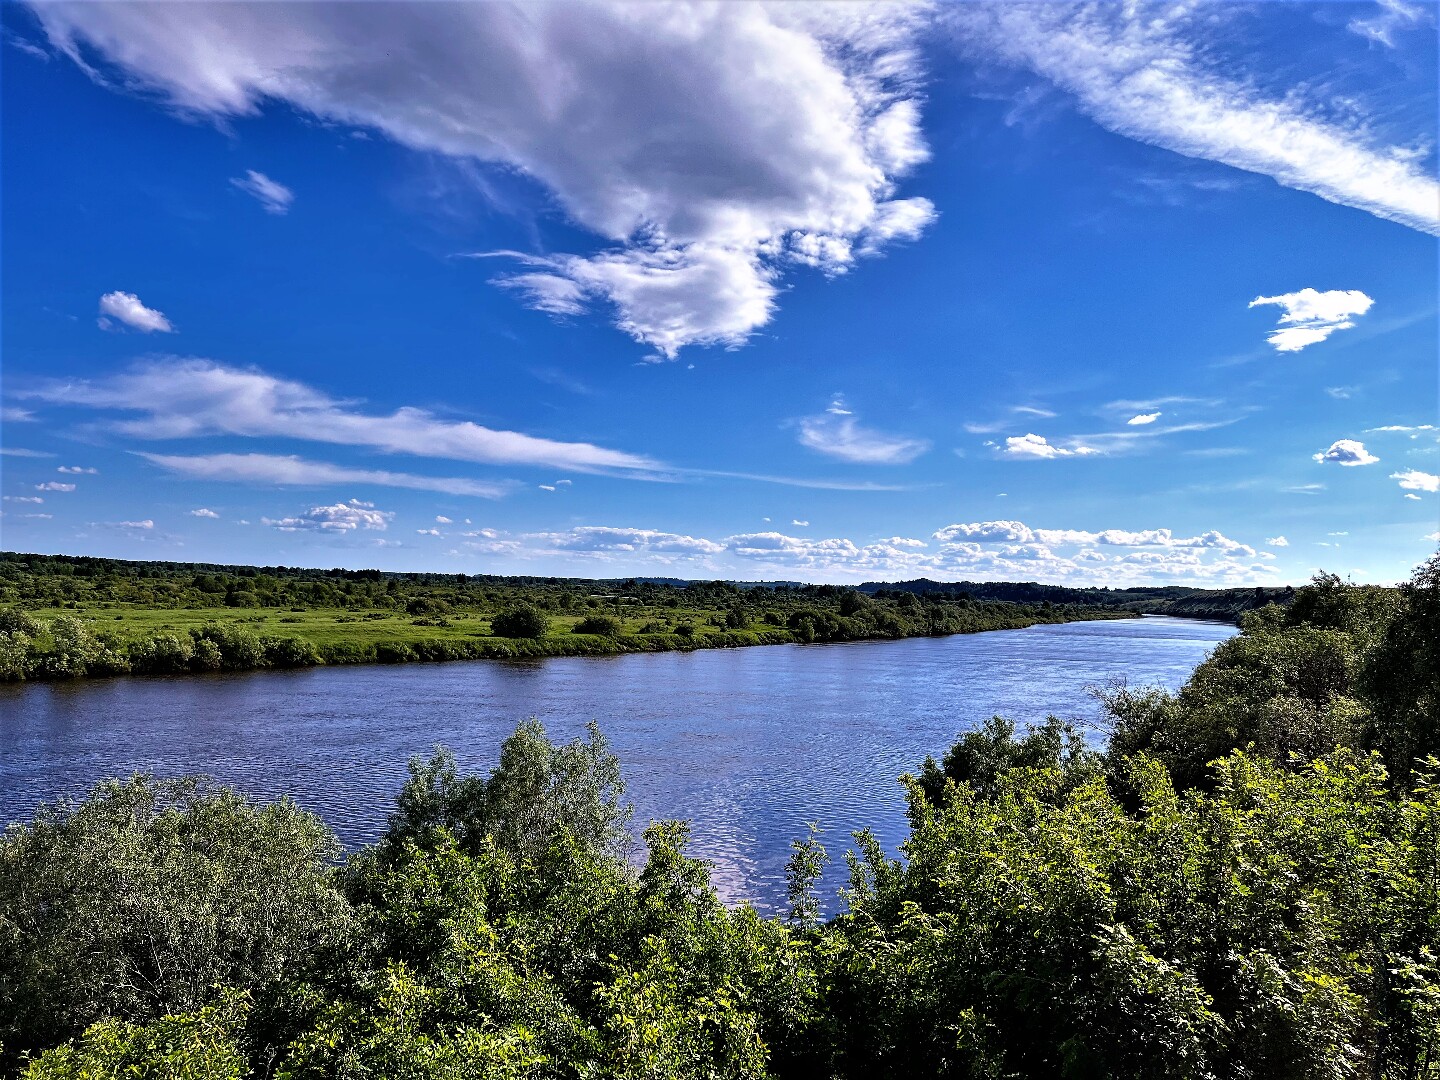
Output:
[0,615,1234,911]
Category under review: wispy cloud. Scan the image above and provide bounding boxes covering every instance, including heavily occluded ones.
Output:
[98,290,172,333]
[796,397,930,465]
[1348,0,1430,47]
[23,360,659,475]
[948,4,1440,235]
[1000,433,1100,460]
[1250,289,1374,352]
[230,169,294,214]
[140,451,513,498]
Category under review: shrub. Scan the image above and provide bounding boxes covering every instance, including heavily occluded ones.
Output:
[128,633,196,676]
[573,615,622,637]
[0,608,42,636]
[375,641,417,664]
[0,631,32,681]
[260,636,322,669]
[490,604,549,639]
[193,624,266,671]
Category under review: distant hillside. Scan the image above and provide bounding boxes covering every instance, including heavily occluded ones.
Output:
[858,579,1296,623]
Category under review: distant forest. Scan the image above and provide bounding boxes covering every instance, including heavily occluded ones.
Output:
[858,578,1294,621]
[0,551,1135,681]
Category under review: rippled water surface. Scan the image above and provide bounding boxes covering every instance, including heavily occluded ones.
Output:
[0,616,1233,911]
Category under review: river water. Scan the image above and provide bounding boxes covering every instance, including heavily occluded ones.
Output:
[0,615,1233,911]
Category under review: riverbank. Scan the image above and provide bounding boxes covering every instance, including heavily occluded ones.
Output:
[0,600,1135,682]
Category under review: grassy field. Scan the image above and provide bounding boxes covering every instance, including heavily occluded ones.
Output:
[1,551,1136,680]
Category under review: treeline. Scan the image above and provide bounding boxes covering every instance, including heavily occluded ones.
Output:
[2,555,1437,1077]
[861,577,1296,622]
[0,551,1132,682]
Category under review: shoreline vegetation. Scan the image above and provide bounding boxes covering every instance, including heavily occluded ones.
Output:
[0,551,1160,683]
[1,556,1436,1077]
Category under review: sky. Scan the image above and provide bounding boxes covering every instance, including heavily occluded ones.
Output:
[2,1,1437,587]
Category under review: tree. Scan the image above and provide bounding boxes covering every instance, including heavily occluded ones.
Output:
[0,777,355,1065]
[489,603,549,639]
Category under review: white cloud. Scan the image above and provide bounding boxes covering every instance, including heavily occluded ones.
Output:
[230,169,293,214]
[1313,439,1379,466]
[57,465,98,474]
[140,451,512,499]
[1393,469,1440,493]
[1406,494,1422,501]
[792,519,809,527]
[25,360,658,475]
[531,526,726,558]
[1250,289,1375,352]
[97,290,172,333]
[796,397,929,465]
[3,496,43,504]
[1126,412,1161,426]
[416,528,441,537]
[37,2,935,357]
[1000,433,1100,459]
[948,5,1440,235]
[264,498,392,532]
[934,521,1255,556]
[1367,424,1438,434]
[1267,536,1289,547]
[35,481,75,491]
[435,515,453,524]
[466,517,1273,584]
[1349,0,1429,47]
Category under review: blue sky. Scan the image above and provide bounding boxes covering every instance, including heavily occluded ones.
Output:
[2,1,1436,585]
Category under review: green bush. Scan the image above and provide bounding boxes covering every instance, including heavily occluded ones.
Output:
[490,603,549,639]
[573,614,622,637]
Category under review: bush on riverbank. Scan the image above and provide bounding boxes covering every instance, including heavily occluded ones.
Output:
[5,558,1434,1077]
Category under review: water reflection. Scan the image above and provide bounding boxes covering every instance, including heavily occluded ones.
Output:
[0,616,1234,911]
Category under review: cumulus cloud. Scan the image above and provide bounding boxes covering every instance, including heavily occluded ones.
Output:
[463,517,1272,584]
[796,397,929,465]
[1313,439,1379,466]
[35,481,75,491]
[1127,412,1161,426]
[1393,469,1440,493]
[139,451,513,498]
[1250,289,1375,352]
[57,465,98,474]
[1267,536,1289,547]
[189,507,220,518]
[97,290,172,333]
[435,516,452,524]
[24,360,658,475]
[263,498,392,532]
[36,2,935,357]
[947,5,1440,235]
[1000,433,1100,459]
[230,169,293,214]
